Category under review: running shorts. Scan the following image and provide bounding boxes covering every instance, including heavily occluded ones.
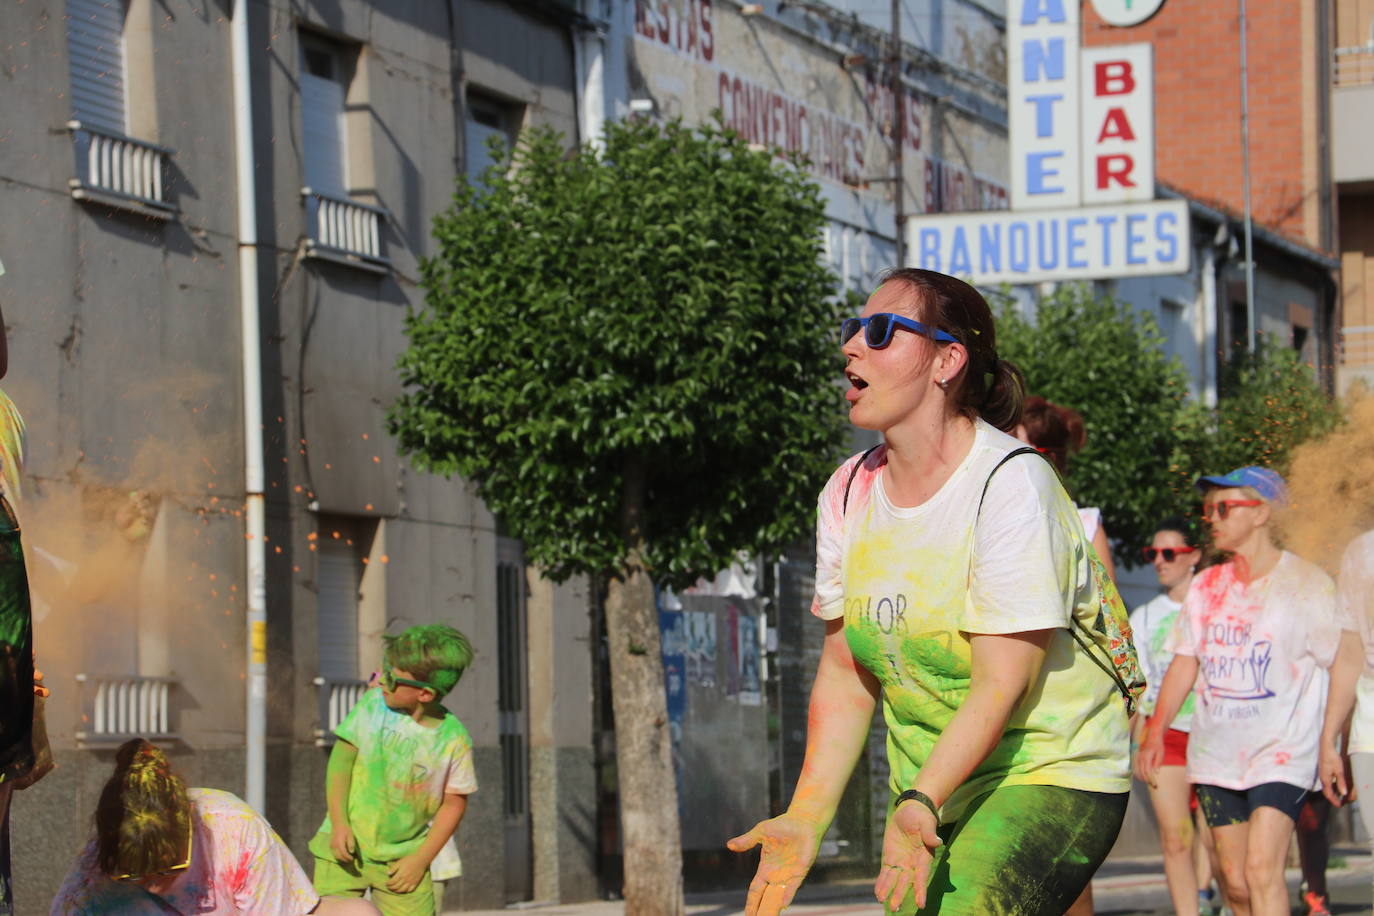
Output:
[891,784,1128,915]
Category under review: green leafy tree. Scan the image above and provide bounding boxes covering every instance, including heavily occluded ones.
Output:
[1173,338,1345,499]
[998,286,1345,561]
[389,117,846,914]
[995,283,1192,566]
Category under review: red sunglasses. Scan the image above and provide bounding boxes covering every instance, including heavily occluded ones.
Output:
[1201,499,1263,520]
[1142,546,1197,562]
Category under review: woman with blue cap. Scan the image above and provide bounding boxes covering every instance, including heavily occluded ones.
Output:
[1136,466,1362,916]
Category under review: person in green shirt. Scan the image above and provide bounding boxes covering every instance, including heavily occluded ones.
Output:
[310,625,478,916]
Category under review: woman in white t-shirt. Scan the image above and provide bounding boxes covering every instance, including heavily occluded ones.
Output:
[1013,396,1118,916]
[1137,468,1362,916]
[1318,529,1374,899]
[729,269,1131,916]
[1128,519,1216,916]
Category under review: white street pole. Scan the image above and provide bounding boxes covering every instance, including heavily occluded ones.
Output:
[231,0,268,813]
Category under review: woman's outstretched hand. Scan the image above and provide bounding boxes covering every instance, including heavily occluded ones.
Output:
[874,801,942,912]
[727,813,823,916]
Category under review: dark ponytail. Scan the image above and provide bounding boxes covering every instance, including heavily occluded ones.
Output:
[978,358,1028,433]
[1020,396,1086,475]
[878,268,1026,432]
[94,738,192,878]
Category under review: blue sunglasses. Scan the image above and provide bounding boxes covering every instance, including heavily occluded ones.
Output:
[840,313,960,348]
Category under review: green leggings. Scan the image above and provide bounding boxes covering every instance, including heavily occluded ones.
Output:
[896,784,1128,915]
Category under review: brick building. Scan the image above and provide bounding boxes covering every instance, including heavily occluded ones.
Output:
[1083,0,1341,385]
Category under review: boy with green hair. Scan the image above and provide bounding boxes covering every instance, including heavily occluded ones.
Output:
[310,624,477,916]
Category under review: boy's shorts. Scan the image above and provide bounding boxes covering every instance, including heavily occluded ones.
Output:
[314,856,435,916]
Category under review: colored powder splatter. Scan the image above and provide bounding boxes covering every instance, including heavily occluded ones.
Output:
[1275,390,1374,575]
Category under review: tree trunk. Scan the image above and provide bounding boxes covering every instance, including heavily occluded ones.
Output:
[604,456,684,916]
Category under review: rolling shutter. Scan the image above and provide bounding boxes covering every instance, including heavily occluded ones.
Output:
[317,536,360,680]
[67,0,127,135]
[301,69,347,196]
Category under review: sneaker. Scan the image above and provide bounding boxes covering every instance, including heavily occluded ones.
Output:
[1197,888,1217,916]
[1303,890,1332,916]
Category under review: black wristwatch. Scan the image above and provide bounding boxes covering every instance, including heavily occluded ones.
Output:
[895,788,940,824]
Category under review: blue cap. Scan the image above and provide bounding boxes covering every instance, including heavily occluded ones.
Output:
[1195,466,1287,504]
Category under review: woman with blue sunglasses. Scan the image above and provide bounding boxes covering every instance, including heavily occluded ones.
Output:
[730,269,1131,915]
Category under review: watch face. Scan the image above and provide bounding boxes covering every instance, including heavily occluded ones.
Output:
[1090,0,1166,27]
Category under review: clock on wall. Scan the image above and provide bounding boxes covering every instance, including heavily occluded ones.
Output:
[1090,0,1166,27]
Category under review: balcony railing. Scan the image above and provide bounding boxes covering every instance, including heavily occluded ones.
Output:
[314,676,369,746]
[67,121,175,217]
[1335,45,1374,87]
[75,674,177,746]
[302,189,390,272]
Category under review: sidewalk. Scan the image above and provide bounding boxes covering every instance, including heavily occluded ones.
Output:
[446,848,1374,916]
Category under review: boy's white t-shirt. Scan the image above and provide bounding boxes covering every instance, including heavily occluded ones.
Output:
[1338,531,1374,753]
[1165,551,1341,790]
[811,420,1130,822]
[309,687,478,863]
[1129,593,1194,730]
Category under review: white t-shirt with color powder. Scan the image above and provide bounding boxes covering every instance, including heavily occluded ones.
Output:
[1077,506,1101,542]
[51,788,320,916]
[811,420,1130,823]
[1338,531,1374,754]
[1165,551,1341,790]
[1129,593,1195,730]
[309,687,478,864]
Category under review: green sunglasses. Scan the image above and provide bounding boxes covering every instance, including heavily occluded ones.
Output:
[381,667,436,692]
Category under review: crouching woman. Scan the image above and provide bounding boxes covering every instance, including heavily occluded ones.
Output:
[51,738,379,916]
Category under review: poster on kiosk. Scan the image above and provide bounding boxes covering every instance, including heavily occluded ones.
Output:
[908,0,1188,286]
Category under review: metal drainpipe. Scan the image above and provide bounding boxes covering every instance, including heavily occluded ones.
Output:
[573,1,606,149]
[1201,243,1219,407]
[230,0,268,813]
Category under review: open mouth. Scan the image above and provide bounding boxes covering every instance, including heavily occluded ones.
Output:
[846,371,868,390]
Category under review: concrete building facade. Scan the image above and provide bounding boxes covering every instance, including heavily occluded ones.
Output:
[1,1,597,912]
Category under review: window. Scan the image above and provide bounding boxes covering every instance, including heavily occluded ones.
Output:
[300,35,353,197]
[466,90,523,181]
[1159,297,1186,352]
[65,0,173,214]
[67,0,127,136]
[1229,300,1249,355]
[316,515,376,680]
[1292,324,1310,354]
[298,33,386,269]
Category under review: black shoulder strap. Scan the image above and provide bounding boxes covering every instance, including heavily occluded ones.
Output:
[977,447,1135,710]
[975,446,1046,519]
[841,444,884,515]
